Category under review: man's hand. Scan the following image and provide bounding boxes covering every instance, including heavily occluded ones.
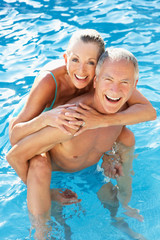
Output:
[50,188,81,205]
[101,153,124,179]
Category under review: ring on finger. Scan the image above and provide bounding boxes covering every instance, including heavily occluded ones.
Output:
[82,121,85,126]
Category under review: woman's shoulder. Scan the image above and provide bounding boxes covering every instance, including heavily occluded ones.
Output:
[33,59,66,94]
[41,59,65,72]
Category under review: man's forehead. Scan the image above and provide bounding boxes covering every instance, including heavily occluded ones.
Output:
[99,59,135,80]
[103,57,130,65]
[101,58,135,71]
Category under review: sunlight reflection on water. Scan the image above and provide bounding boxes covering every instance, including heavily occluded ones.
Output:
[0,0,160,239]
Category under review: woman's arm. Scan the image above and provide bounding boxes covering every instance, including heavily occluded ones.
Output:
[9,103,82,146]
[9,72,57,146]
[67,89,156,136]
[115,88,157,124]
[9,71,83,146]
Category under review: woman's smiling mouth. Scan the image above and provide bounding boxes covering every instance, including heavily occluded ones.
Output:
[75,74,88,80]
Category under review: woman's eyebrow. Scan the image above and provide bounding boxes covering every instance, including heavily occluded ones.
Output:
[71,53,79,57]
[88,58,97,61]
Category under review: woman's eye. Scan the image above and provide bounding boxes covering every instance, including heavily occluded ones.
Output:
[88,61,95,66]
[72,58,78,62]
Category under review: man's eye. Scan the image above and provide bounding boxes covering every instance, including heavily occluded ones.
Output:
[105,78,112,82]
[121,81,129,84]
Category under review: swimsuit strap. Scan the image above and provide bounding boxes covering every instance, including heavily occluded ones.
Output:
[43,71,58,111]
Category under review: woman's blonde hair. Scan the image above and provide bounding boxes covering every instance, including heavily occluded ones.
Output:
[67,29,105,60]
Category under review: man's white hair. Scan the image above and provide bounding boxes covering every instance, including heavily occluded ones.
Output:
[96,47,139,81]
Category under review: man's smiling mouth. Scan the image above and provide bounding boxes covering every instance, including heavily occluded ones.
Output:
[105,95,121,102]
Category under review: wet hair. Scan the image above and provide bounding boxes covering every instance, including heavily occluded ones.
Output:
[96,47,139,81]
[66,29,105,60]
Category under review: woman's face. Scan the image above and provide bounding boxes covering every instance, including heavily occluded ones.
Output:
[64,39,100,89]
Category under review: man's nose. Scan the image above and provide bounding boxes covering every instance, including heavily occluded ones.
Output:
[110,83,119,92]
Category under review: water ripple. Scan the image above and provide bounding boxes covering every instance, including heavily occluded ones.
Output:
[0,0,160,239]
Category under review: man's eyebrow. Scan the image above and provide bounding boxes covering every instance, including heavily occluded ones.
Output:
[120,79,130,82]
[103,75,130,82]
[103,74,113,79]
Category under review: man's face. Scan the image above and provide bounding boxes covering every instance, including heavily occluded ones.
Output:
[94,58,138,114]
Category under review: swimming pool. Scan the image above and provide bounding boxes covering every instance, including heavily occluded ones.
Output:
[0,0,160,239]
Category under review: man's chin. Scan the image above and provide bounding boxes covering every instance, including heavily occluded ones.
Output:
[104,105,122,114]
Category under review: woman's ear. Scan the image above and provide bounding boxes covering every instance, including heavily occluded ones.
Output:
[63,53,68,65]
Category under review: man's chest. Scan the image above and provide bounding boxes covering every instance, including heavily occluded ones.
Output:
[50,125,123,172]
[62,125,122,155]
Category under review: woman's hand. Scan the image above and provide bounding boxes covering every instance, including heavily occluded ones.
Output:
[44,104,84,135]
[65,103,105,136]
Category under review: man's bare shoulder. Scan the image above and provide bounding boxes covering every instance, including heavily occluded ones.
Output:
[67,92,93,105]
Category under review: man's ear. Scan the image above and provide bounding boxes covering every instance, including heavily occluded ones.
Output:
[93,76,97,88]
[134,79,138,88]
[63,53,68,65]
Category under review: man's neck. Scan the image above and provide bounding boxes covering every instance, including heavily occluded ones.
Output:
[83,91,108,115]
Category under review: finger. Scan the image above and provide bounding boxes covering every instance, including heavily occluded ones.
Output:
[60,121,80,130]
[111,169,117,179]
[104,169,109,177]
[108,168,114,178]
[63,189,77,198]
[115,164,124,177]
[61,198,81,205]
[68,120,84,126]
[118,168,124,177]
[74,127,85,136]
[108,172,112,178]
[65,111,84,119]
[58,126,73,135]
[63,115,80,121]
[66,105,87,115]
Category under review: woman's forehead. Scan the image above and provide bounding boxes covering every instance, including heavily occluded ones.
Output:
[69,39,100,58]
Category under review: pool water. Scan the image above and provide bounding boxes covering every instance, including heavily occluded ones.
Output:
[0,0,160,239]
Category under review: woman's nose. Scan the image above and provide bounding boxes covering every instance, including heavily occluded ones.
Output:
[78,63,86,73]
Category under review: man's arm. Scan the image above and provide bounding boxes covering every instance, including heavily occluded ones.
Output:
[6,125,75,183]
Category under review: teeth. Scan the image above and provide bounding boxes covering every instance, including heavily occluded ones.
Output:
[75,74,87,80]
[106,95,120,101]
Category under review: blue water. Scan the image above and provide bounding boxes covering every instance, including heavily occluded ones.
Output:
[0,0,160,239]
